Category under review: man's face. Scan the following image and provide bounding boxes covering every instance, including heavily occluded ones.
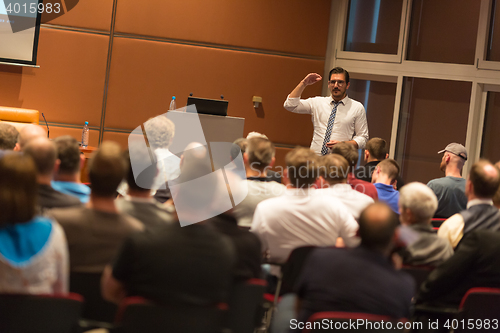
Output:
[328,73,350,101]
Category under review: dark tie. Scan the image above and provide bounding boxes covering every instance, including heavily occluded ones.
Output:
[321,101,340,155]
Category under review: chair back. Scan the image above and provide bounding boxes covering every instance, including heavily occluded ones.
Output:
[281,246,316,295]
[70,272,118,323]
[0,106,39,130]
[0,292,83,333]
[401,265,434,293]
[226,278,267,333]
[304,311,406,333]
[116,296,225,333]
[455,288,500,333]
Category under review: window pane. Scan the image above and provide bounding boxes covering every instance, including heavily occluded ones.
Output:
[407,0,480,64]
[395,78,471,183]
[487,0,500,61]
[344,0,403,54]
[348,79,396,148]
[481,92,500,163]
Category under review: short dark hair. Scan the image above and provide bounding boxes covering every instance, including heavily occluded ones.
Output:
[330,142,358,173]
[377,159,400,182]
[0,123,19,150]
[285,147,318,188]
[23,137,57,176]
[319,153,349,185]
[88,141,127,197]
[329,67,350,84]
[124,147,158,192]
[0,153,37,225]
[469,160,500,198]
[55,136,81,175]
[247,138,275,171]
[358,203,399,251]
[366,138,388,161]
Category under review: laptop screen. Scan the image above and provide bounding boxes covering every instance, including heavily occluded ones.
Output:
[186,97,228,116]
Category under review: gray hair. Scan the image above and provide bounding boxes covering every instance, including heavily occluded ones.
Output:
[399,182,438,222]
[144,115,175,150]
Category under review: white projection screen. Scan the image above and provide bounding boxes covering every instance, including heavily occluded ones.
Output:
[0,0,42,66]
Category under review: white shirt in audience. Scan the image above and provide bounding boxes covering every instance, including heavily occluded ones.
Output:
[251,187,359,273]
[317,183,374,220]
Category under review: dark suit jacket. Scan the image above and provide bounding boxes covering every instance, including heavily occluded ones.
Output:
[417,230,500,307]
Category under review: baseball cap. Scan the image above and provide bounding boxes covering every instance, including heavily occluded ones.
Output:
[438,143,467,161]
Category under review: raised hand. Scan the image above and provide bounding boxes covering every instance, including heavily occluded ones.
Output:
[302,73,322,86]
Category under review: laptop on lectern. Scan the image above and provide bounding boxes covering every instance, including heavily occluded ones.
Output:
[186,97,228,116]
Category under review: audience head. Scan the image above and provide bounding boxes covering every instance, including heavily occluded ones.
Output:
[23,137,58,178]
[230,138,247,162]
[358,202,399,253]
[318,153,349,186]
[494,161,500,209]
[54,136,82,177]
[399,182,438,225]
[124,144,158,193]
[466,159,500,200]
[438,143,467,173]
[365,138,388,162]
[143,115,175,151]
[372,159,400,185]
[0,123,19,150]
[330,142,358,174]
[246,131,269,140]
[0,153,38,225]
[88,141,127,197]
[285,147,318,188]
[358,202,398,252]
[245,137,275,173]
[18,124,47,150]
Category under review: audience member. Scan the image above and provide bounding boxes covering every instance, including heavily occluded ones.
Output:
[50,141,143,273]
[251,148,359,274]
[355,137,405,190]
[494,161,500,209]
[0,153,68,294]
[23,137,81,210]
[51,136,90,203]
[330,142,378,200]
[246,132,282,183]
[0,123,19,150]
[372,159,401,214]
[116,147,175,228]
[438,160,500,248]
[294,203,414,329]
[144,115,181,190]
[232,138,286,227]
[317,153,374,220]
[427,143,468,218]
[397,182,453,266]
[17,124,46,150]
[101,144,236,306]
[417,229,500,308]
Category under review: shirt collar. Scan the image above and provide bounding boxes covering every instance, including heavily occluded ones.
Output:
[467,198,494,209]
[329,95,348,106]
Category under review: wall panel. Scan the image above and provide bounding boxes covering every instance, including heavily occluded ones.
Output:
[42,0,114,31]
[105,37,322,146]
[12,28,110,127]
[114,0,330,57]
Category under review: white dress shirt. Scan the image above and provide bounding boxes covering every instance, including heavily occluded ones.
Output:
[284,95,369,154]
[316,183,374,220]
[251,188,359,271]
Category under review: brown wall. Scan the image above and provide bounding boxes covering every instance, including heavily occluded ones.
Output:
[0,0,331,167]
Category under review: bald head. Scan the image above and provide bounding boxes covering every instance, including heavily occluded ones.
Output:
[18,125,47,150]
[23,137,57,176]
[468,160,500,199]
[358,203,399,252]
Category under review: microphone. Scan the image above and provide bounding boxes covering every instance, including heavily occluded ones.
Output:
[189,92,193,97]
[41,113,49,138]
[220,95,224,100]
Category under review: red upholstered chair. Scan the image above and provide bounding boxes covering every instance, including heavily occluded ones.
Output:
[0,292,83,333]
[455,288,500,333]
[303,312,407,333]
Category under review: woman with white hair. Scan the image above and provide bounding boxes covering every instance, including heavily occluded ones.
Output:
[398,182,453,266]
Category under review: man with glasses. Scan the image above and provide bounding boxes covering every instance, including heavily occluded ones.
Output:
[284,67,369,155]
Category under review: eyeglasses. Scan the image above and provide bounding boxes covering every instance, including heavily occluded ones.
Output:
[328,80,346,86]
